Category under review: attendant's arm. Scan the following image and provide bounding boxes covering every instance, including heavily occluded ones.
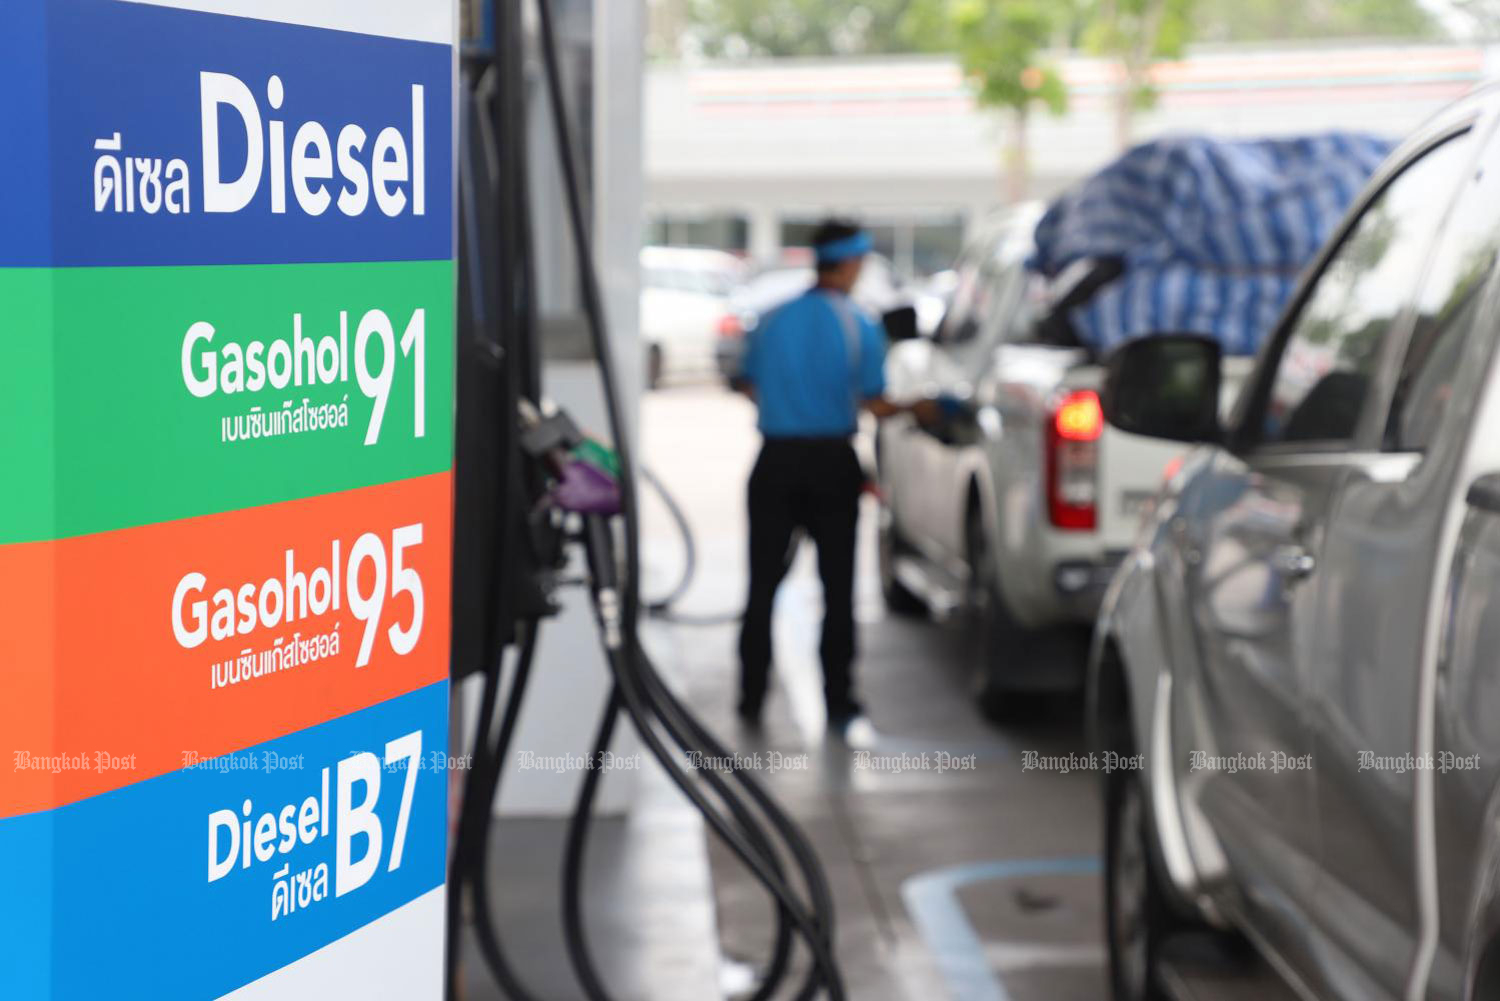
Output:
[856,318,939,421]
[864,395,939,422]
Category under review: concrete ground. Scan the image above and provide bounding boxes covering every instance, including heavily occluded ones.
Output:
[639,384,1108,1001]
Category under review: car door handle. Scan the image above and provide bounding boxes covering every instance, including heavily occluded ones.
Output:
[1271,546,1317,581]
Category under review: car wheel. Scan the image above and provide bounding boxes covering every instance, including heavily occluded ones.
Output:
[1105,740,1172,1001]
[965,504,1025,721]
[646,344,664,390]
[878,506,925,616]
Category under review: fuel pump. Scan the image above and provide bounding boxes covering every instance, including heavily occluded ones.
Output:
[448,1,846,999]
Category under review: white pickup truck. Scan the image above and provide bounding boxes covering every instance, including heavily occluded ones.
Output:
[877,205,1252,719]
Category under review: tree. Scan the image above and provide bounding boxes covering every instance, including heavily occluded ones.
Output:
[680,0,954,58]
[1189,0,1436,43]
[950,0,1070,201]
[646,0,694,60]
[668,0,1443,60]
[1083,0,1195,150]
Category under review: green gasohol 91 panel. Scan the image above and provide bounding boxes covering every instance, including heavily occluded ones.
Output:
[0,260,453,545]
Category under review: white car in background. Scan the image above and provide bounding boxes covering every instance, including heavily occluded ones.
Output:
[877,206,1252,719]
[714,250,909,382]
[639,246,746,388]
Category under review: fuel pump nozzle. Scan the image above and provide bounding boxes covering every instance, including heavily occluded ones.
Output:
[517,399,622,516]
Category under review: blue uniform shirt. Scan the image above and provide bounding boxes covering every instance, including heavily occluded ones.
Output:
[742,289,888,438]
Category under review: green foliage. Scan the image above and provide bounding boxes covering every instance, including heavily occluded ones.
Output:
[1082,0,1197,111]
[950,0,1069,115]
[1083,0,1193,62]
[1191,0,1437,43]
[683,0,1073,116]
[670,0,1446,60]
[683,0,956,58]
[899,0,961,51]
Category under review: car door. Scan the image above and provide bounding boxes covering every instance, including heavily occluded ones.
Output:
[1304,113,1500,1001]
[883,231,1006,560]
[1170,123,1479,989]
[919,252,1033,566]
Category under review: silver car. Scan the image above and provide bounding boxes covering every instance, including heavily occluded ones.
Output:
[878,206,1253,722]
[1091,86,1500,1000]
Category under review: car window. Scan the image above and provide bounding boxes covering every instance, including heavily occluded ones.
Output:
[1255,132,1473,449]
[738,268,813,315]
[936,238,996,345]
[936,236,1003,344]
[936,259,982,343]
[1386,143,1500,452]
[971,261,1027,346]
[1003,271,1050,344]
[698,270,734,297]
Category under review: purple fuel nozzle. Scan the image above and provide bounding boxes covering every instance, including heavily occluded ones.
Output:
[549,457,622,515]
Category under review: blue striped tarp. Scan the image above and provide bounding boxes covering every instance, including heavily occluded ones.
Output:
[1031,133,1395,356]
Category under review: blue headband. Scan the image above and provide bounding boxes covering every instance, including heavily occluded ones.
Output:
[815,231,872,265]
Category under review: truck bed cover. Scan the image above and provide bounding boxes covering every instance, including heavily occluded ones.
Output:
[1031,132,1394,356]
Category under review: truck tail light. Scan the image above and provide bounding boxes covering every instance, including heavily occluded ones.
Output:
[1162,454,1184,485]
[717,312,744,338]
[1047,390,1101,531]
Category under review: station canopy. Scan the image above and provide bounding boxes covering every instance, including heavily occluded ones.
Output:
[1030,132,1394,356]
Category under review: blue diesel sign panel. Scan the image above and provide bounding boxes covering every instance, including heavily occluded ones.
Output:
[0,3,455,998]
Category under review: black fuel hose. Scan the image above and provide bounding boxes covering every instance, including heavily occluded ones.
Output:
[640,465,699,614]
[468,623,542,999]
[641,466,745,626]
[533,0,845,995]
[625,642,829,1001]
[574,520,844,1001]
[559,673,799,1001]
[451,3,549,996]
[630,639,837,949]
[563,680,797,1001]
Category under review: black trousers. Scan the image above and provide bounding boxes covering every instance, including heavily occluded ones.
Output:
[738,437,863,720]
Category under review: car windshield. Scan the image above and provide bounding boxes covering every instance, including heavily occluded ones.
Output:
[693,270,736,297]
[644,265,736,297]
[734,256,903,319]
[734,267,815,315]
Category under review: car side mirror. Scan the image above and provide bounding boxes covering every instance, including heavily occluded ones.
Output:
[1101,334,1223,444]
[882,305,920,342]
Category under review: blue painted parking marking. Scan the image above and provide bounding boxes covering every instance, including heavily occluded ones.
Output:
[902,856,1101,1001]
